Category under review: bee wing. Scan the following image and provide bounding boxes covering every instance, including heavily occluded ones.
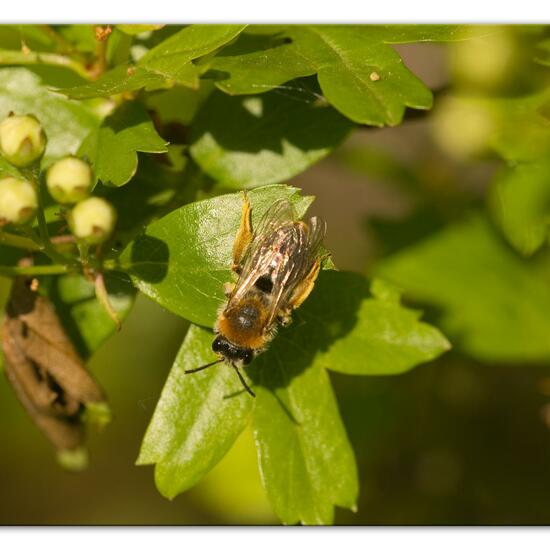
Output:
[264,215,327,326]
[229,199,298,302]
[305,215,327,266]
[251,199,297,244]
[228,197,327,328]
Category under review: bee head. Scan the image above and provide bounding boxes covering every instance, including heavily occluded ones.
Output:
[212,335,254,365]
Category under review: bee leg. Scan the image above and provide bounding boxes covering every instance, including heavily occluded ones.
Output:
[223,282,235,298]
[232,192,253,273]
[287,259,321,311]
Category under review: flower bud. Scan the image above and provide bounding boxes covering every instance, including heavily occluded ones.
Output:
[0,114,46,167]
[68,197,116,244]
[47,157,93,204]
[0,176,38,226]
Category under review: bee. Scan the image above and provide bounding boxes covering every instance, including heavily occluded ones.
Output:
[185,193,327,397]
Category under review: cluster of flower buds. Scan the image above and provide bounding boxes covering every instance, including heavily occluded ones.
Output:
[47,156,116,244]
[0,114,44,226]
[0,113,116,243]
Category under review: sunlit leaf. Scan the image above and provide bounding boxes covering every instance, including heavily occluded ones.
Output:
[137,324,253,499]
[211,25,488,126]
[0,67,100,166]
[58,25,247,99]
[120,185,313,326]
[78,101,167,187]
[189,82,353,188]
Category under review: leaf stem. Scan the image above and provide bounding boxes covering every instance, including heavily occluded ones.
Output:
[0,263,69,277]
[94,271,121,330]
[0,49,91,81]
[0,231,41,251]
[27,170,75,267]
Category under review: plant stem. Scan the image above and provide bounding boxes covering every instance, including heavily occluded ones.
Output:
[0,231,41,251]
[28,171,75,267]
[38,25,76,55]
[0,264,69,277]
[90,25,112,79]
[0,49,91,80]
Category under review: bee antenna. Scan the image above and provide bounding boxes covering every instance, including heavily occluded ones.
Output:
[184,358,224,374]
[232,364,256,398]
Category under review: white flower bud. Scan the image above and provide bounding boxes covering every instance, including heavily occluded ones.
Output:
[0,176,38,226]
[68,197,116,244]
[0,114,47,167]
[47,157,93,204]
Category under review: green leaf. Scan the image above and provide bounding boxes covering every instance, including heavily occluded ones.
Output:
[144,84,213,126]
[132,185,449,523]
[0,24,59,52]
[484,93,550,162]
[189,82,353,188]
[137,324,253,499]
[251,354,357,525]
[0,67,100,166]
[436,92,550,163]
[120,185,313,325]
[58,25,247,99]
[535,37,550,66]
[377,215,550,362]
[56,64,198,99]
[117,25,165,36]
[45,271,136,359]
[78,101,167,187]
[292,273,450,376]
[211,25,484,126]
[490,161,550,256]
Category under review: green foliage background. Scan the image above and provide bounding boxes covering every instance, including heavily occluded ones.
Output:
[1,24,550,525]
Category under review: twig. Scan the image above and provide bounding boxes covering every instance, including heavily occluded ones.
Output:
[27,170,74,267]
[94,271,121,331]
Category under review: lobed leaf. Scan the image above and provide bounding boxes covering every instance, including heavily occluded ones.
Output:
[137,324,253,499]
[78,101,167,187]
[132,186,449,523]
[289,273,450,376]
[211,25,488,126]
[377,215,550,362]
[251,354,357,525]
[58,25,247,99]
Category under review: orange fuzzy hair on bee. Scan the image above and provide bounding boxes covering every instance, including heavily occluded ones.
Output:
[216,296,273,352]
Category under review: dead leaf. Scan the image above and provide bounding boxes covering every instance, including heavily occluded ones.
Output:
[2,276,108,456]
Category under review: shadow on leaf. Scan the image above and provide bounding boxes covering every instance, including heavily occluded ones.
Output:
[246,270,367,393]
[127,235,169,284]
[190,79,352,157]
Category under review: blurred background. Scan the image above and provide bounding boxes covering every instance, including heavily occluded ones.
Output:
[2,25,550,525]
